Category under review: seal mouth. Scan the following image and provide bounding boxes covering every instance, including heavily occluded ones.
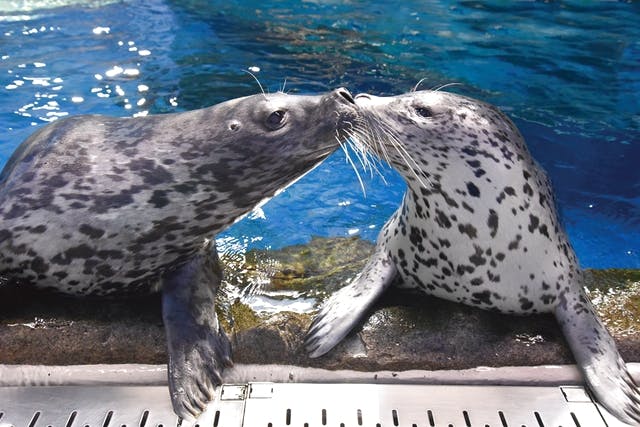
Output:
[308,146,337,161]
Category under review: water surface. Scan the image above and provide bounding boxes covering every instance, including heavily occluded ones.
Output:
[1,0,638,268]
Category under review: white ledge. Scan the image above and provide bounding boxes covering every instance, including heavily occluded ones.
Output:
[2,363,640,387]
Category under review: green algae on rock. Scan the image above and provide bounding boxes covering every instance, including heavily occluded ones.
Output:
[585,269,640,337]
[220,236,374,297]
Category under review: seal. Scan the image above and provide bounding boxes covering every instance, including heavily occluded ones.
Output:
[305,90,640,425]
[0,87,357,420]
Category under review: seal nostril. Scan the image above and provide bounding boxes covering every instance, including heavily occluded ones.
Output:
[355,94,370,100]
[337,88,355,104]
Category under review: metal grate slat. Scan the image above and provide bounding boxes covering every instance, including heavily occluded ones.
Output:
[0,383,625,427]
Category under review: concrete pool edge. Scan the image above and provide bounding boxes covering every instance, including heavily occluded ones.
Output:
[2,362,640,387]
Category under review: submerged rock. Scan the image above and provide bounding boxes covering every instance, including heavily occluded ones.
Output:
[221,236,373,295]
[0,236,638,372]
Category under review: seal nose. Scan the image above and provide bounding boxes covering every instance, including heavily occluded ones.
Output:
[336,88,355,104]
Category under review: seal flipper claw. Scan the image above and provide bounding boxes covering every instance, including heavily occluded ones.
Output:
[196,377,215,402]
[162,241,231,421]
[554,285,640,425]
[181,399,198,422]
[305,244,398,358]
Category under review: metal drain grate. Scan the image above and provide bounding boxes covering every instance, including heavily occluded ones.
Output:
[235,384,612,427]
[0,386,176,427]
[0,383,622,427]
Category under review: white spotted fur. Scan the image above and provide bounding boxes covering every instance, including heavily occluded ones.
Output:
[306,90,640,425]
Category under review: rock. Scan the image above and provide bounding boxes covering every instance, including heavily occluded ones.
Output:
[0,289,166,365]
[222,236,374,295]
[585,269,640,336]
[1,236,639,372]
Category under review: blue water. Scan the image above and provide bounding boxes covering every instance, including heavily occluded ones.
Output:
[1,0,638,269]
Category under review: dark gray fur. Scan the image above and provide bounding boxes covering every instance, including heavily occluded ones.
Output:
[305,90,640,425]
[0,88,357,420]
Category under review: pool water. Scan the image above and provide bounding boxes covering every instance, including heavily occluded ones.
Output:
[1,0,638,269]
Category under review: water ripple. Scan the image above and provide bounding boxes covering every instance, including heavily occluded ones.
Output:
[0,0,638,268]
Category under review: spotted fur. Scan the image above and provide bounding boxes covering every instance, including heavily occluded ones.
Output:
[0,88,358,420]
[306,90,640,425]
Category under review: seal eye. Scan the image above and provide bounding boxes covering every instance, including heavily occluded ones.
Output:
[415,106,433,118]
[266,110,287,129]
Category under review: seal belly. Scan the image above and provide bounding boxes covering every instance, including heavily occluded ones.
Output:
[390,167,573,314]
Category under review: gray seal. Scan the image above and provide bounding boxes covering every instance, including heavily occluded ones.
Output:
[305,90,640,425]
[0,87,357,420]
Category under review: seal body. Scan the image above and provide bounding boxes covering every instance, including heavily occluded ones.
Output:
[305,90,640,425]
[0,89,355,296]
[0,88,357,420]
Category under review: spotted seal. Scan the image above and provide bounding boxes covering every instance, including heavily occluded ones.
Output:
[305,90,640,424]
[0,87,357,420]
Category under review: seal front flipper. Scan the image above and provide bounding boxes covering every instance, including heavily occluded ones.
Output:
[305,243,398,358]
[161,240,232,421]
[554,285,640,425]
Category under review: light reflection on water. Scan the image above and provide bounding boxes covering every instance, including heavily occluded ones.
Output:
[241,292,317,314]
[2,24,160,124]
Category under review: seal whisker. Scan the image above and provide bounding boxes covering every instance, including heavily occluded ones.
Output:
[352,135,388,185]
[365,110,431,189]
[338,136,367,196]
[347,112,396,186]
[345,137,371,177]
[338,109,392,187]
[337,122,373,190]
[378,115,431,188]
[340,118,370,167]
[348,122,378,173]
[243,69,267,99]
[413,77,429,92]
[348,121,389,184]
[388,136,431,189]
[361,111,393,167]
[432,82,463,92]
[349,126,385,183]
[369,114,399,171]
[359,133,390,185]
